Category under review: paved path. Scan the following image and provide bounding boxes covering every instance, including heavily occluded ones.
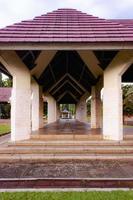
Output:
[0,134,10,145]
[0,160,133,179]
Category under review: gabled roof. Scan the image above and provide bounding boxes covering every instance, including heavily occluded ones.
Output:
[0,8,133,43]
[110,19,133,28]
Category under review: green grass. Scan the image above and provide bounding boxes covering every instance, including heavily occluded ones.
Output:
[0,124,10,135]
[0,191,133,200]
[124,125,133,128]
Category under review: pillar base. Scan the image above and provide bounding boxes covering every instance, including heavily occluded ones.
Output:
[103,133,123,141]
[11,133,30,142]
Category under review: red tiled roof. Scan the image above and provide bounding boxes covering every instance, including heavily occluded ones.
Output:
[0,88,11,102]
[0,8,133,43]
[110,19,133,28]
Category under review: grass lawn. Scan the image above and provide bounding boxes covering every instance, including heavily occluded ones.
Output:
[124,125,133,128]
[0,191,133,200]
[0,124,10,135]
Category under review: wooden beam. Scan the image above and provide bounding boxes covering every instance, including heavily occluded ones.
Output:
[49,63,56,83]
[48,73,87,93]
[57,91,68,102]
[57,90,78,102]
[68,74,86,92]
[31,50,57,78]
[48,74,67,92]
[77,50,103,78]
[0,42,133,50]
[0,50,29,76]
[52,79,83,95]
[68,91,79,102]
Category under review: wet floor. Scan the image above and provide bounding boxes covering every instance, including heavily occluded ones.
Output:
[34,119,102,135]
[33,119,132,136]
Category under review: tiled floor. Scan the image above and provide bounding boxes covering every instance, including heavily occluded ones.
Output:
[32,119,132,136]
[33,119,101,135]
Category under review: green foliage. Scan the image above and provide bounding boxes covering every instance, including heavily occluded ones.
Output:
[0,103,11,119]
[0,191,133,200]
[122,85,133,116]
[0,73,3,87]
[2,77,12,87]
[87,99,91,115]
[60,104,76,115]
[0,72,12,87]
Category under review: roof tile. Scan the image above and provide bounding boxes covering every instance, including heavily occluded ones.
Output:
[0,8,133,43]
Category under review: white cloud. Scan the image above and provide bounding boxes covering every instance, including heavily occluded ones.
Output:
[0,0,133,28]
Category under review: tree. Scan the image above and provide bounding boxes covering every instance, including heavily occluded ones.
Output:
[2,78,12,87]
[0,73,12,87]
[0,72,4,87]
[122,84,133,117]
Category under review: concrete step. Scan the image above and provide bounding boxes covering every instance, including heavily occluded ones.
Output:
[31,134,103,141]
[8,139,133,147]
[31,134,133,141]
[1,138,133,162]
[0,178,133,189]
[0,153,133,162]
[1,146,133,154]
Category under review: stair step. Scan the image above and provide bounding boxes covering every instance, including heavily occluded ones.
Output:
[31,134,102,141]
[0,153,133,162]
[0,178,133,189]
[0,146,133,154]
[8,140,133,147]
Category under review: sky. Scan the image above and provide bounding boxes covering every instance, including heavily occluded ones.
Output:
[0,0,133,28]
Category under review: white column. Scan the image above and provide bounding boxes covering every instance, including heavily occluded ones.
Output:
[56,103,60,120]
[91,81,102,129]
[103,51,133,141]
[39,87,44,128]
[31,79,39,131]
[103,73,122,140]
[76,93,88,123]
[0,51,31,141]
[11,80,31,141]
[47,94,57,124]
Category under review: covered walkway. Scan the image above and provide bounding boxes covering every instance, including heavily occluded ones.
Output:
[0,8,132,142]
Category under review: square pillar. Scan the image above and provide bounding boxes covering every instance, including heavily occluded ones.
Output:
[47,95,57,124]
[103,50,133,141]
[39,87,44,128]
[11,88,31,141]
[103,74,123,140]
[91,85,102,129]
[76,93,88,123]
[31,79,39,131]
[56,103,60,120]
[102,50,133,141]
[11,72,31,141]
[0,51,32,142]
